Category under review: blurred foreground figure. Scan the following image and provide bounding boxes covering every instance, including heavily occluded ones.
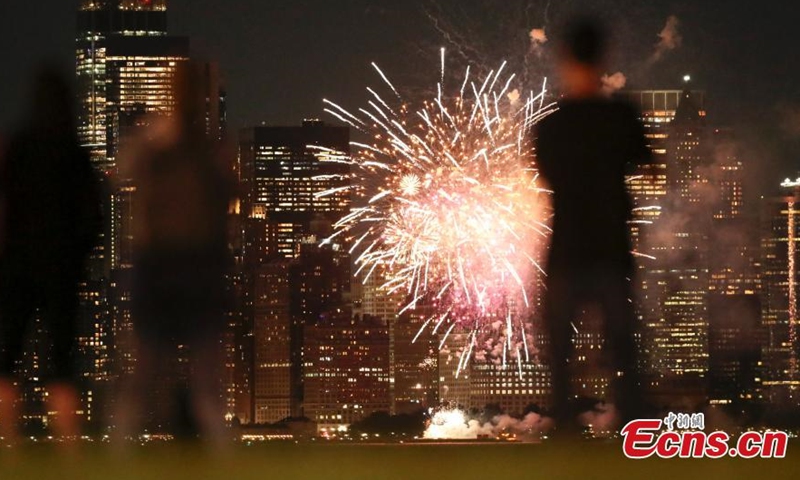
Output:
[0,67,102,442]
[534,18,651,436]
[116,62,232,443]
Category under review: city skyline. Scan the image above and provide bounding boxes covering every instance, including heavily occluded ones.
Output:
[0,1,798,196]
[4,4,800,480]
[0,0,799,444]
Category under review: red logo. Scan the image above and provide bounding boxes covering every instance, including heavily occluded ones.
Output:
[621,416,788,459]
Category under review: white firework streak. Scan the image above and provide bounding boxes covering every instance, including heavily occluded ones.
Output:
[319,54,556,373]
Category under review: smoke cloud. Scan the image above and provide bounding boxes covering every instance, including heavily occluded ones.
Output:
[529,28,548,57]
[649,15,682,65]
[578,404,619,435]
[529,28,548,45]
[601,72,627,95]
[424,408,553,440]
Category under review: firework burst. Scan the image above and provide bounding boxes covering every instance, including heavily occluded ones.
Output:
[317,52,557,377]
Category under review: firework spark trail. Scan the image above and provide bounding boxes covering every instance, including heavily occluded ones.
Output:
[318,54,556,375]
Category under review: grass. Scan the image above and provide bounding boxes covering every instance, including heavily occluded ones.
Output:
[1,440,798,480]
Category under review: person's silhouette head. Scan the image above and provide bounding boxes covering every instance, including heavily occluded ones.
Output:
[557,17,608,99]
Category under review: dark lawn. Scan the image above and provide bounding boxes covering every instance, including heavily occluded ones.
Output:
[1,441,797,480]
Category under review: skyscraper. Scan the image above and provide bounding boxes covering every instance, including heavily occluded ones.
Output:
[75,1,229,430]
[74,0,186,430]
[252,260,293,424]
[761,178,800,408]
[304,314,391,433]
[248,240,350,424]
[76,0,170,169]
[706,128,762,407]
[650,89,711,407]
[623,87,712,408]
[238,121,351,423]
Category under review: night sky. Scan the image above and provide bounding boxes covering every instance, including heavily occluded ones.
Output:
[1,0,797,192]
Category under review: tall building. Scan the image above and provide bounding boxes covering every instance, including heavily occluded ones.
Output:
[75,0,230,430]
[252,260,293,424]
[222,265,252,425]
[705,128,762,407]
[624,84,769,414]
[304,314,391,433]
[76,0,170,169]
[624,84,767,413]
[392,305,439,414]
[104,38,191,389]
[646,89,711,406]
[289,238,349,417]
[239,121,352,423]
[74,0,181,430]
[761,178,800,407]
[249,241,350,424]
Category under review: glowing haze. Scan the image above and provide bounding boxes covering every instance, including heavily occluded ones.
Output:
[317,52,556,377]
[423,407,552,440]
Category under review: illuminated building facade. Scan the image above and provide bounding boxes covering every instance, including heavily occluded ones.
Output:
[249,239,350,424]
[289,239,349,417]
[238,121,352,423]
[73,0,183,431]
[623,86,767,411]
[252,260,293,424]
[238,120,350,262]
[304,315,391,433]
[705,128,763,406]
[104,36,188,164]
[438,330,551,415]
[620,90,704,250]
[469,362,551,415]
[645,90,711,406]
[77,0,170,169]
[760,179,800,407]
[392,304,439,414]
[222,266,252,425]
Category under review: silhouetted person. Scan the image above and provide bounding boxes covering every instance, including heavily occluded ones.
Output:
[0,67,102,442]
[534,19,651,435]
[116,62,232,443]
